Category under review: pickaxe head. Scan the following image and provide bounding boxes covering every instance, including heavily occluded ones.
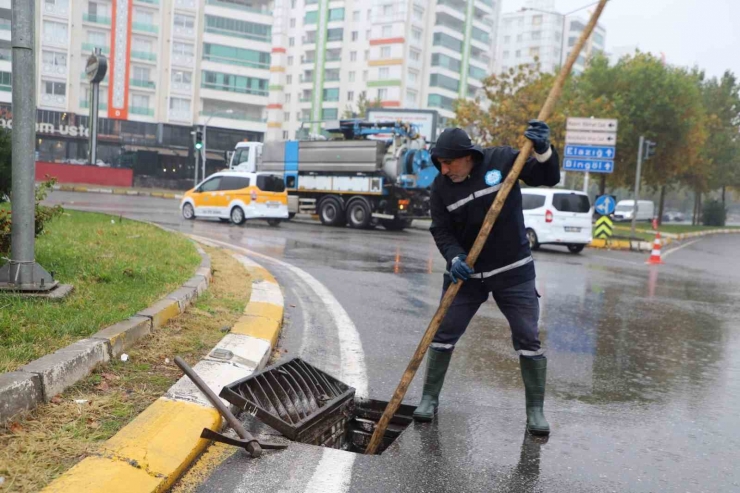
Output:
[200,428,287,457]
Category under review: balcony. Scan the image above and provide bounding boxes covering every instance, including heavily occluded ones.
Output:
[81,100,108,110]
[83,13,111,25]
[130,79,156,89]
[135,0,160,5]
[202,54,269,70]
[80,71,109,83]
[201,82,268,97]
[171,81,192,92]
[42,1,69,17]
[130,106,155,116]
[204,27,270,43]
[40,93,66,107]
[82,43,110,54]
[174,0,197,9]
[42,63,67,77]
[205,0,272,15]
[172,53,195,67]
[131,51,157,62]
[200,110,266,122]
[169,109,191,121]
[0,83,10,92]
[133,22,159,35]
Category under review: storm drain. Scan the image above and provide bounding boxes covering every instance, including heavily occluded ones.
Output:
[219,357,413,454]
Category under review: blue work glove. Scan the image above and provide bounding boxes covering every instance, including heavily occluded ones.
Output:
[449,254,475,284]
[524,119,551,154]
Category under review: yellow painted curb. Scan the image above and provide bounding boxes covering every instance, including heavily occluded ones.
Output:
[163,193,176,199]
[42,456,161,493]
[232,315,281,346]
[252,266,276,283]
[244,301,283,321]
[43,399,221,493]
[150,192,165,198]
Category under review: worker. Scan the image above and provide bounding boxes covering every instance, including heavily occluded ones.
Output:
[413,121,560,436]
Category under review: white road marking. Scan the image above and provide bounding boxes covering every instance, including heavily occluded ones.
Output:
[190,235,367,493]
[590,255,644,266]
[662,238,704,259]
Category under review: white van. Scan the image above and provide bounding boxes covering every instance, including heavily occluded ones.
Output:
[613,200,655,222]
[521,189,593,254]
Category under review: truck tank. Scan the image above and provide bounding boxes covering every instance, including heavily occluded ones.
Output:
[259,140,385,174]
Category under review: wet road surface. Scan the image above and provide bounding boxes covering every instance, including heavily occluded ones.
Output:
[48,192,740,492]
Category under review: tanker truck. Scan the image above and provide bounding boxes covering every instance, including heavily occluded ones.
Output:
[228,120,438,231]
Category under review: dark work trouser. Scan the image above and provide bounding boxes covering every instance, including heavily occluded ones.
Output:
[431,277,543,358]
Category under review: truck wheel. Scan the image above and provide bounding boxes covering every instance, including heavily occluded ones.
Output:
[381,218,411,231]
[230,206,246,225]
[347,199,372,229]
[319,197,345,227]
[526,228,540,250]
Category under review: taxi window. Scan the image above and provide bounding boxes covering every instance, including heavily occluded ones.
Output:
[256,174,286,192]
[219,176,251,191]
[199,177,221,192]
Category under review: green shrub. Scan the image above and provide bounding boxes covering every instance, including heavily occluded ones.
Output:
[702,199,727,227]
[0,129,10,202]
[0,179,64,257]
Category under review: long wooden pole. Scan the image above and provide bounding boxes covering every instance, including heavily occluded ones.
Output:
[365,0,610,455]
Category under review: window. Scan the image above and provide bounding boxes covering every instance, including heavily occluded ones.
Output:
[352,31,358,41]
[169,97,190,111]
[218,176,251,191]
[203,44,271,68]
[132,66,150,81]
[353,10,360,21]
[304,11,317,24]
[381,46,391,58]
[379,67,389,79]
[469,65,486,80]
[0,71,10,90]
[406,89,417,103]
[329,8,344,22]
[532,15,542,26]
[327,28,343,41]
[593,32,605,46]
[288,56,294,65]
[286,75,292,84]
[433,32,463,52]
[503,50,509,59]
[412,27,422,42]
[285,94,291,103]
[87,30,108,47]
[427,93,454,111]
[570,20,585,32]
[133,8,154,25]
[366,30,370,39]
[322,108,338,121]
[568,37,576,47]
[290,18,296,28]
[42,51,67,68]
[204,15,272,42]
[413,6,424,21]
[323,88,339,101]
[552,193,590,213]
[172,70,192,85]
[382,4,393,15]
[431,53,461,72]
[283,130,289,139]
[408,69,418,84]
[521,194,546,210]
[201,71,269,96]
[515,50,521,58]
[516,34,523,42]
[532,31,541,40]
[364,50,369,60]
[257,175,286,192]
[173,42,194,56]
[43,80,66,96]
[174,14,194,29]
[504,35,511,44]
[382,25,392,37]
[200,177,222,192]
[325,68,340,81]
[347,91,354,101]
[289,37,295,47]
[133,37,153,53]
[409,48,421,62]
[348,71,355,82]
[363,70,367,81]
[350,51,357,61]
[367,9,371,20]
[378,88,387,100]
[429,73,459,92]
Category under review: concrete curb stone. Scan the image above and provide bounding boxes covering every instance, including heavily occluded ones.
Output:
[52,184,183,200]
[20,339,110,403]
[91,316,152,359]
[0,372,44,420]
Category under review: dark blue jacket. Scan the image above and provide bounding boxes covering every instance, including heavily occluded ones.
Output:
[429,145,560,289]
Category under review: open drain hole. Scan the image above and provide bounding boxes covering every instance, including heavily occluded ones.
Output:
[220,357,414,455]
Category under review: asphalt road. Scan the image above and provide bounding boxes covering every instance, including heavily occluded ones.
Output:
[47,192,740,493]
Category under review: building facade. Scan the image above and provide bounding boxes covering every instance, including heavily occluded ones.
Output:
[494,0,605,77]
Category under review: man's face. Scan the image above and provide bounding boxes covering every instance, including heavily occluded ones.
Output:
[439,155,474,183]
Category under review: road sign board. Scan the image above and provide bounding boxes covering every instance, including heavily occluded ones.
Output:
[565,131,617,146]
[563,159,615,173]
[564,145,616,160]
[594,195,616,215]
[566,117,619,132]
[594,215,614,239]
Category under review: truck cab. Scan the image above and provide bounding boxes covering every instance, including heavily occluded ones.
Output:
[230,142,263,173]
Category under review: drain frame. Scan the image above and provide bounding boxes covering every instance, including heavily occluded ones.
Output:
[220,357,356,441]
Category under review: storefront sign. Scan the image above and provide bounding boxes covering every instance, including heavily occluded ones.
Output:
[0,118,90,137]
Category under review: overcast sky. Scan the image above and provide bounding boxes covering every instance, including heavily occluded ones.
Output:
[502,0,740,79]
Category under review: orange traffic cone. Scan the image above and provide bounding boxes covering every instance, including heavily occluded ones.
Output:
[646,232,664,265]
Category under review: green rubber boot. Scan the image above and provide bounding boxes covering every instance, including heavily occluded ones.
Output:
[413,349,452,422]
[520,356,551,436]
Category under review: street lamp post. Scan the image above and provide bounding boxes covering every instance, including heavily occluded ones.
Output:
[202,109,234,179]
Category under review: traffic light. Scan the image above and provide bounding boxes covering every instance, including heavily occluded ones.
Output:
[194,130,203,151]
[644,140,657,160]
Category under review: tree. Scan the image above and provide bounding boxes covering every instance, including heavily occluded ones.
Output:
[342,91,383,119]
[0,129,10,202]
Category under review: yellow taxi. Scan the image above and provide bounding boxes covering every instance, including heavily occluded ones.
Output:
[180,171,289,226]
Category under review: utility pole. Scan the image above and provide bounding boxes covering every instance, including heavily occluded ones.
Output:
[630,135,644,238]
[0,0,57,292]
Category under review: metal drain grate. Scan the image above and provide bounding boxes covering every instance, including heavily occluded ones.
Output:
[220,357,355,442]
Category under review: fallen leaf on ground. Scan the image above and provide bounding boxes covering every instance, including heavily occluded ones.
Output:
[87,419,100,429]
[50,395,63,404]
[95,381,110,392]
[101,372,120,381]
[9,422,23,433]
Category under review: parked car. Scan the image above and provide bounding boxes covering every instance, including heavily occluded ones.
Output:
[613,200,655,222]
[662,210,686,222]
[521,189,593,254]
[180,171,289,226]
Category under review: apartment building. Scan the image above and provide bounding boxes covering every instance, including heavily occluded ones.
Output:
[494,0,605,76]
[267,0,501,140]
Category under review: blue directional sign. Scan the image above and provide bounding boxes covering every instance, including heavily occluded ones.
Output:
[563,159,615,173]
[564,145,616,160]
[595,195,616,215]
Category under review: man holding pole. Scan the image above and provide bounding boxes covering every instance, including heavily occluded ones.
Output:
[413,121,560,436]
